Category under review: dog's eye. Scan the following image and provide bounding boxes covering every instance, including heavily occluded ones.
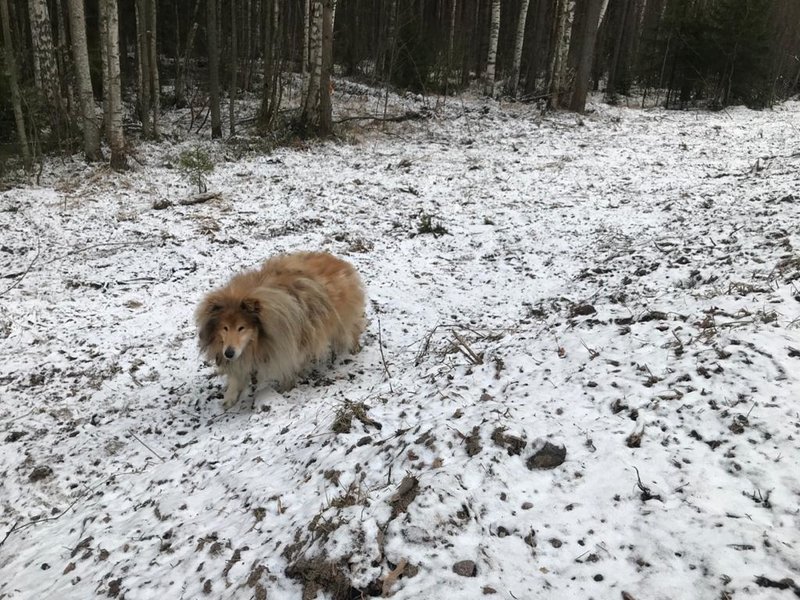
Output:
[237,326,245,332]
[222,326,228,332]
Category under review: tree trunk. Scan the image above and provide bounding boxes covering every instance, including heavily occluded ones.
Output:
[28,0,65,135]
[484,0,500,96]
[318,0,333,135]
[229,0,237,136]
[548,0,575,108]
[300,0,322,128]
[0,0,32,170]
[258,0,281,131]
[207,0,222,138]
[302,0,310,74]
[569,0,602,113]
[446,0,457,90]
[100,0,127,169]
[135,0,152,138]
[508,0,530,96]
[67,0,102,161]
[176,0,200,108]
[148,0,159,138]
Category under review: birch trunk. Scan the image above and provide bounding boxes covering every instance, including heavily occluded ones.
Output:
[66,0,102,161]
[300,0,322,127]
[484,0,500,96]
[0,0,32,170]
[100,0,127,169]
[508,0,530,96]
[548,0,575,108]
[28,0,64,131]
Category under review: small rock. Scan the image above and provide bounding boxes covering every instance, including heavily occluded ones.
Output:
[5,431,26,442]
[453,560,477,577]
[521,502,533,510]
[526,442,566,470]
[29,465,53,482]
[549,538,563,548]
[465,426,482,457]
[570,303,596,317]
[482,586,497,594]
[594,573,604,582]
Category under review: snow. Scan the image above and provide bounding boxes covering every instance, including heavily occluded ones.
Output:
[1,93,800,600]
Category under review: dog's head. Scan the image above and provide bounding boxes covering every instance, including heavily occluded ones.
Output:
[196,295,262,362]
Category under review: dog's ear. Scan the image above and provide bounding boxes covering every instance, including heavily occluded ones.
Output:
[241,298,261,314]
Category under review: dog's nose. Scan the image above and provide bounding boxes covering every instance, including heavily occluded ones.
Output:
[224,347,235,359]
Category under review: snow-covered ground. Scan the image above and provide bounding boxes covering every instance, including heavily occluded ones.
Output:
[1,93,800,600]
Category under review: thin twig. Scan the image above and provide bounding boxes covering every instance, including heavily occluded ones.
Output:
[376,315,393,393]
[452,330,483,365]
[129,431,166,462]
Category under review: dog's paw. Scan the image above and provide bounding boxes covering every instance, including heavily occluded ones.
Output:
[222,392,240,409]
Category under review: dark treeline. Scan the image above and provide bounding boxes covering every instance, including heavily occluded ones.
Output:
[1,0,799,171]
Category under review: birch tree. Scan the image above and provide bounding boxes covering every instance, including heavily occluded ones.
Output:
[67,0,102,161]
[99,0,127,169]
[300,0,322,129]
[28,0,66,135]
[507,0,530,96]
[548,0,576,108]
[484,0,501,96]
[0,0,31,170]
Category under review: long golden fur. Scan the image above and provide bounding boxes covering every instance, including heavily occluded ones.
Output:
[195,251,366,407]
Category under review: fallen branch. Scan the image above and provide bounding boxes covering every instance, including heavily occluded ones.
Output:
[179,191,221,206]
[452,330,483,365]
[153,191,221,210]
[334,110,430,125]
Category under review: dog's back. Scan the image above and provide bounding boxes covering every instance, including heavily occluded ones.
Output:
[260,252,366,353]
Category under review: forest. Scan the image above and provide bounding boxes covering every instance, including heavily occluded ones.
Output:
[3,1,800,599]
[1,0,799,172]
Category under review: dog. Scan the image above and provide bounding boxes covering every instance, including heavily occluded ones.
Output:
[195,251,366,408]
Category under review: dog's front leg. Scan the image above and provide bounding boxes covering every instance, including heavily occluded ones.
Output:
[223,374,245,409]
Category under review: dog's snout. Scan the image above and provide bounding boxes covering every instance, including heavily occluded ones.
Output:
[224,347,236,359]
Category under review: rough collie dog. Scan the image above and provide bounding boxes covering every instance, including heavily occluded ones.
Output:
[196,252,366,408]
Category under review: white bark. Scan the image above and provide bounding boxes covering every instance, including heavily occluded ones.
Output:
[549,0,575,108]
[301,0,322,124]
[67,0,102,160]
[100,0,126,169]
[485,0,500,96]
[599,0,610,27]
[27,0,62,120]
